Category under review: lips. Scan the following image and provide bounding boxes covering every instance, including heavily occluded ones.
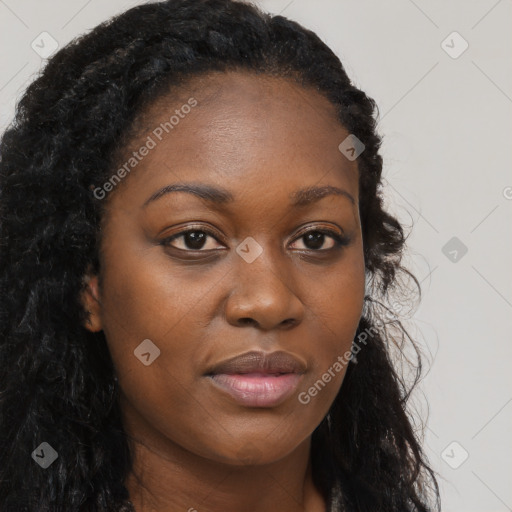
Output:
[204,350,306,407]
[205,350,307,376]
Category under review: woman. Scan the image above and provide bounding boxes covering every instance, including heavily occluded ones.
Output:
[0,0,441,510]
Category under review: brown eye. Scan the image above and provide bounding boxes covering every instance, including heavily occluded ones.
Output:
[161,228,223,251]
[290,228,349,251]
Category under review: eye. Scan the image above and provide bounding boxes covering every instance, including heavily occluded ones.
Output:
[160,226,350,253]
[161,227,224,251]
[289,228,349,251]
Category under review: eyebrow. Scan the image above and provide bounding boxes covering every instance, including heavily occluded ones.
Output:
[142,182,355,209]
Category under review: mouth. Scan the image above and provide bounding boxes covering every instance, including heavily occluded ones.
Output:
[206,372,304,407]
[204,351,306,408]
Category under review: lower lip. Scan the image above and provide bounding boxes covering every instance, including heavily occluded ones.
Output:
[207,372,303,407]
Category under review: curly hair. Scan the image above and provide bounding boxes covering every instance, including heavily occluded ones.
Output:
[0,0,441,510]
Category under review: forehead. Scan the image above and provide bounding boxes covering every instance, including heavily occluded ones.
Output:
[106,70,358,210]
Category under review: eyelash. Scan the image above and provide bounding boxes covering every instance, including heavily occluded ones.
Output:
[160,226,350,253]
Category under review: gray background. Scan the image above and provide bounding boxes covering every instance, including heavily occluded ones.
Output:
[1,1,511,510]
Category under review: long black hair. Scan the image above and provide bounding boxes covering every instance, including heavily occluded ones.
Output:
[0,0,441,510]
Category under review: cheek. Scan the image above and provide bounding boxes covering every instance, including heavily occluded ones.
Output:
[307,243,365,332]
[97,244,222,414]
[299,249,365,399]
[98,253,221,453]
[100,242,220,345]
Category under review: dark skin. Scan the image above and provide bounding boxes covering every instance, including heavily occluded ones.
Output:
[81,71,365,512]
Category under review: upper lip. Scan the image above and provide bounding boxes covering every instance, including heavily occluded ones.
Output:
[205,350,307,375]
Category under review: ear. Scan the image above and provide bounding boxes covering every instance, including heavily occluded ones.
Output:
[80,270,103,332]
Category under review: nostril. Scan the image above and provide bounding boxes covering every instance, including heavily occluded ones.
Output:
[238,317,256,326]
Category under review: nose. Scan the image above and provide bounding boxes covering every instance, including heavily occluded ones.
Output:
[224,244,305,331]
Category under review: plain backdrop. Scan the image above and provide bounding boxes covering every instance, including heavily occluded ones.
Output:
[1,1,511,511]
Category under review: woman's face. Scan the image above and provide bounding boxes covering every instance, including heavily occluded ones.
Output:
[83,71,365,465]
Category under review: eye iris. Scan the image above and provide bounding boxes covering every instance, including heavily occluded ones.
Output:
[304,232,325,250]
[185,231,207,250]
